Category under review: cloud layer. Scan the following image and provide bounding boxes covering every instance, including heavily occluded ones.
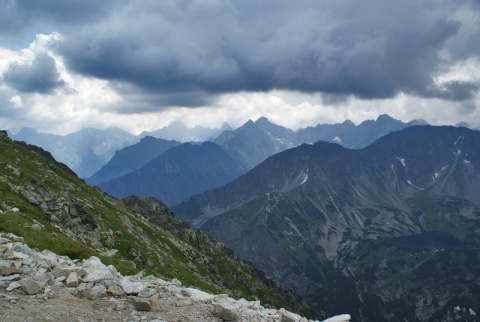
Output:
[55,1,479,103]
[0,0,480,133]
[3,53,65,93]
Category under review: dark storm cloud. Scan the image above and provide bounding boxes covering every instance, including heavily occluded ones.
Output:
[0,0,118,34]
[11,0,479,107]
[3,53,66,94]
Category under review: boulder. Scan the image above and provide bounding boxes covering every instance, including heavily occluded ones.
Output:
[107,285,125,297]
[321,314,352,322]
[130,297,152,311]
[6,281,22,292]
[82,285,107,300]
[120,276,145,295]
[82,256,114,283]
[21,278,45,295]
[66,272,79,287]
[212,300,240,321]
[52,265,87,279]
[0,266,22,276]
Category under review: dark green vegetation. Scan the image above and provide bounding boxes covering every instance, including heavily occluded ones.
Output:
[0,131,319,319]
[174,125,480,321]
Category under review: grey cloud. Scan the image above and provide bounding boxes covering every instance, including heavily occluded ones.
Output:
[3,53,66,94]
[0,0,119,35]
[17,0,479,108]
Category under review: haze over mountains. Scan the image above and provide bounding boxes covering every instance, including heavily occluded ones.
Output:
[9,122,231,178]
[172,125,480,321]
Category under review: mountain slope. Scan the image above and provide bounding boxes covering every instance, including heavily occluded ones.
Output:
[0,130,318,318]
[173,125,480,321]
[87,136,180,185]
[98,141,245,206]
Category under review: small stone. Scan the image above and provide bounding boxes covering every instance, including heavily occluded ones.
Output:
[137,288,156,298]
[120,277,145,295]
[21,278,45,295]
[82,256,114,283]
[176,298,194,307]
[170,278,182,287]
[130,297,151,311]
[279,309,301,322]
[66,272,79,287]
[11,236,24,243]
[82,285,106,300]
[21,257,34,266]
[55,276,67,282]
[212,303,239,321]
[9,251,29,260]
[6,281,22,292]
[0,266,22,276]
[0,237,11,244]
[101,249,118,258]
[0,274,21,282]
[51,265,87,279]
[107,285,125,297]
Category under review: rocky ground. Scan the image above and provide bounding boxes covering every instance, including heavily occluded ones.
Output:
[0,232,350,322]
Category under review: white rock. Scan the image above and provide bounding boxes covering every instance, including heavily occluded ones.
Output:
[6,281,22,292]
[10,251,29,259]
[66,272,79,287]
[171,278,182,287]
[82,256,114,283]
[120,276,145,294]
[212,302,240,321]
[321,314,352,322]
[185,288,215,302]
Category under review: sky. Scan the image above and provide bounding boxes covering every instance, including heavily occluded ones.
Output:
[1,0,480,135]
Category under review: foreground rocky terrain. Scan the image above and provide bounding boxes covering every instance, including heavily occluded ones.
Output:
[0,232,350,322]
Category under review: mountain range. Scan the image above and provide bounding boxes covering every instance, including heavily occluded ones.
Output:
[172,125,480,321]
[0,130,318,318]
[9,122,231,179]
[89,115,426,206]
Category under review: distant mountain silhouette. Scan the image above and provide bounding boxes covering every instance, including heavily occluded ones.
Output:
[98,141,245,206]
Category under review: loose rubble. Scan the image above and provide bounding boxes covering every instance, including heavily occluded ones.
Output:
[0,232,351,322]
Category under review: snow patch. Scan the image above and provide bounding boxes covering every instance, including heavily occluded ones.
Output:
[301,174,308,185]
[333,136,342,143]
[396,157,406,167]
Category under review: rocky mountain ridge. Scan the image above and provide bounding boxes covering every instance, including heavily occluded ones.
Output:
[1,232,351,321]
[0,130,319,319]
[93,115,424,206]
[173,125,480,321]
